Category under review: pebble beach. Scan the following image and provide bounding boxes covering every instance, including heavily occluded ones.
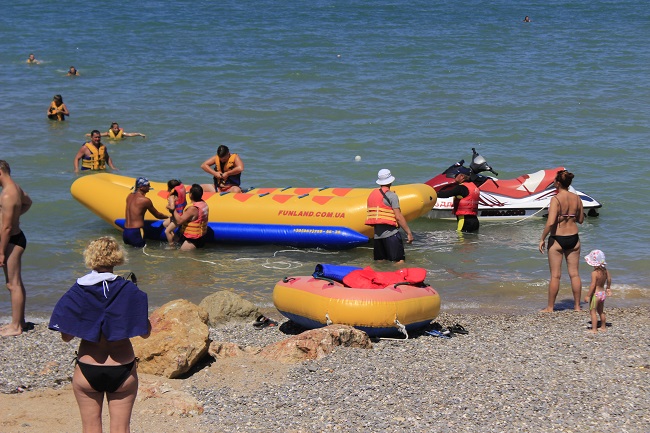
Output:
[1,307,648,432]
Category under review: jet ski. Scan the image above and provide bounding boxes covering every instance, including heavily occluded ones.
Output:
[425,148,602,221]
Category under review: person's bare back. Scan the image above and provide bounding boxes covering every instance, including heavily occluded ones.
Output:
[125,192,156,229]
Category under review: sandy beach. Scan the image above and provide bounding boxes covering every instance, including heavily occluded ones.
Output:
[1,306,648,433]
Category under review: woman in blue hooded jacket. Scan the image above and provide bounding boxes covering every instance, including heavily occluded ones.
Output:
[49,237,151,433]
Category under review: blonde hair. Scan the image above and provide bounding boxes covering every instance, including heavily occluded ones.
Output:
[83,237,127,270]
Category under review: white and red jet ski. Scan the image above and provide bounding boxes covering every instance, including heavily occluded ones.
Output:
[425,148,602,221]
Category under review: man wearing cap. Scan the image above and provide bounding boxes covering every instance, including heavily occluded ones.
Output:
[73,130,117,173]
[123,177,167,248]
[437,166,480,232]
[365,169,414,263]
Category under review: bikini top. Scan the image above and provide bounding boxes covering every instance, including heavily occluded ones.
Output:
[554,196,576,219]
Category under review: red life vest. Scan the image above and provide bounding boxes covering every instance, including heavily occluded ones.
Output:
[454,182,479,216]
[342,267,427,289]
[365,188,397,226]
[183,201,208,239]
[173,185,187,215]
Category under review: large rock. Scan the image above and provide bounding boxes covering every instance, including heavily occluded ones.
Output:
[132,299,210,378]
[258,325,372,363]
[199,291,260,326]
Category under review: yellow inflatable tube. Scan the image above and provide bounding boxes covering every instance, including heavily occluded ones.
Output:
[273,276,441,337]
[71,173,437,249]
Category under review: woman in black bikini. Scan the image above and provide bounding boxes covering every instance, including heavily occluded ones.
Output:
[49,237,151,433]
[539,170,584,312]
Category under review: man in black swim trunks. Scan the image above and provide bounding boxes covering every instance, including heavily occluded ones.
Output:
[0,160,32,337]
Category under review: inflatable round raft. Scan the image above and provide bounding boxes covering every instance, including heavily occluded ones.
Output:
[273,273,441,338]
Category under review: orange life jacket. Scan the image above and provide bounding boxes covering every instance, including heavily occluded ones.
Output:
[365,188,397,226]
[214,153,241,187]
[182,201,208,239]
[454,182,480,216]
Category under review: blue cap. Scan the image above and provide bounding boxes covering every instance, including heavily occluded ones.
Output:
[134,177,151,189]
[454,166,471,176]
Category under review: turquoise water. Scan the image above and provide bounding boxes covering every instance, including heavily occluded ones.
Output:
[1,0,649,320]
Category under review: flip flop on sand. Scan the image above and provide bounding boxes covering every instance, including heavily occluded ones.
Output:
[253,315,278,330]
[449,324,469,335]
[425,330,451,339]
[427,322,454,337]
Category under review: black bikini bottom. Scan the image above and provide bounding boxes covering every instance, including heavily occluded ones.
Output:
[76,359,136,393]
[549,234,580,251]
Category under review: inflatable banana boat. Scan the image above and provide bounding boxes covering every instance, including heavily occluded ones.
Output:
[273,266,441,337]
[70,173,437,249]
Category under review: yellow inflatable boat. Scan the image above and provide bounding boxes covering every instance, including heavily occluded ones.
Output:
[273,272,441,337]
[70,173,437,249]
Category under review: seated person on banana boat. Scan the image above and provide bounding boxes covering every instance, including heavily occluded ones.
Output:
[86,122,146,140]
[73,130,118,173]
[200,145,243,193]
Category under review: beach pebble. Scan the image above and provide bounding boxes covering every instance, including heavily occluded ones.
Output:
[1,308,648,432]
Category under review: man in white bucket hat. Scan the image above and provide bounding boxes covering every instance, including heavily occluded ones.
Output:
[365,169,413,263]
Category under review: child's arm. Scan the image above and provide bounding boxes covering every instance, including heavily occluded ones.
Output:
[605,270,612,295]
[584,271,597,303]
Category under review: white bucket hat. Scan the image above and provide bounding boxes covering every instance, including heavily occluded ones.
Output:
[376,169,396,185]
[584,249,606,267]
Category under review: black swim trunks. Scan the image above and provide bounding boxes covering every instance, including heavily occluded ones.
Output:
[458,215,479,233]
[373,231,405,262]
[548,234,580,251]
[8,231,27,249]
[76,359,136,393]
[179,234,207,248]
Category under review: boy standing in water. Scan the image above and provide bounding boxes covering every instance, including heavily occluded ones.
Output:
[584,250,612,333]
[0,160,32,336]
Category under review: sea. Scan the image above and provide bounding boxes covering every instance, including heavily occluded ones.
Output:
[1,0,649,322]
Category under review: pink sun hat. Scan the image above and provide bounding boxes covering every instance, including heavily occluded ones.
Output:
[585,249,607,267]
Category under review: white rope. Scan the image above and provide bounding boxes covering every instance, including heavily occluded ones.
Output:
[141,245,338,269]
[394,318,408,339]
[375,318,412,341]
[141,244,220,265]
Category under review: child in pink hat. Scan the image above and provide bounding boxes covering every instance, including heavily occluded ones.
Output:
[583,250,612,333]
